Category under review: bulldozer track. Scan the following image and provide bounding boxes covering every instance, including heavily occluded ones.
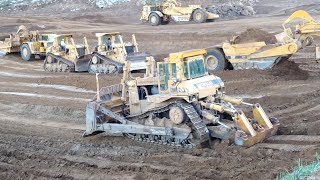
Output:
[178,102,209,143]
[124,102,196,148]
[88,52,123,74]
[99,100,209,148]
[44,53,75,73]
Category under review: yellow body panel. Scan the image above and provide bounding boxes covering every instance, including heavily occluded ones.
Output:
[223,42,267,56]
[222,41,298,62]
[283,10,315,24]
[283,10,320,43]
[169,49,207,62]
[250,42,298,59]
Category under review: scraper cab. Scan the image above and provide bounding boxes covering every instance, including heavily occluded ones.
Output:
[84,49,279,148]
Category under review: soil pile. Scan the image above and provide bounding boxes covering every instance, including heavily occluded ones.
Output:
[269,60,309,80]
[234,28,277,44]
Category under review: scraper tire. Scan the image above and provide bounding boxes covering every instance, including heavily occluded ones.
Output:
[20,44,34,61]
[149,13,161,26]
[193,9,207,23]
[205,48,227,73]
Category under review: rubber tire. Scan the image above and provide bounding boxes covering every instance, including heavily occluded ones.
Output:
[149,13,161,26]
[20,44,34,61]
[205,48,227,73]
[193,9,207,23]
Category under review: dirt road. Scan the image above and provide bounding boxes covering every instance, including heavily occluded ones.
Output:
[0,10,320,179]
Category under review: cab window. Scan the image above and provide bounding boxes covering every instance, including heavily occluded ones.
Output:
[189,59,205,78]
[171,63,177,79]
[159,63,169,91]
[184,62,189,79]
[42,35,48,41]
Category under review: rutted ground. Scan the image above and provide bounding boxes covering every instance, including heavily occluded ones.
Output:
[0,6,320,180]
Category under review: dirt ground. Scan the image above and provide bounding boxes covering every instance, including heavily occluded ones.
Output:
[1,1,320,179]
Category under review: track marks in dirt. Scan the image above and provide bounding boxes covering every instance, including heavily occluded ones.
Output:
[257,135,320,152]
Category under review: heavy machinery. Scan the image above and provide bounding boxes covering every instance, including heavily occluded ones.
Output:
[44,34,92,72]
[0,25,30,55]
[141,0,219,26]
[0,25,54,61]
[282,10,320,48]
[20,32,55,61]
[84,49,279,148]
[88,32,149,74]
[203,10,320,73]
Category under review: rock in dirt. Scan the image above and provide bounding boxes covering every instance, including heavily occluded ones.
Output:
[233,28,277,44]
[207,1,257,18]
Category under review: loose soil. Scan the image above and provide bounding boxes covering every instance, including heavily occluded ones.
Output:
[0,1,320,179]
[234,28,278,44]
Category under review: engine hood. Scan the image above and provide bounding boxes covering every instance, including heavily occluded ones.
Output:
[177,75,224,99]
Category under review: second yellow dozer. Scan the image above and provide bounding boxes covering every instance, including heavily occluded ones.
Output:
[84,49,279,148]
[44,34,92,72]
[203,10,320,73]
[88,32,150,74]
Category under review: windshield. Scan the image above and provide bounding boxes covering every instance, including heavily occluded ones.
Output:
[102,35,112,45]
[189,59,206,79]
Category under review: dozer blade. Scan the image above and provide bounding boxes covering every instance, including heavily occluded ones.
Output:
[234,104,279,147]
[127,57,147,71]
[0,50,8,57]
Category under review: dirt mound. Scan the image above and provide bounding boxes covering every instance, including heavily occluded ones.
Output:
[234,28,277,44]
[269,60,309,80]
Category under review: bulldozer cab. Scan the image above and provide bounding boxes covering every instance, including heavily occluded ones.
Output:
[157,49,207,94]
[51,34,88,59]
[96,32,138,56]
[53,35,73,54]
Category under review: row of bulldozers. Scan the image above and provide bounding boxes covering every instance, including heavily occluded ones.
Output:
[0,29,148,74]
[1,11,319,75]
[1,10,320,148]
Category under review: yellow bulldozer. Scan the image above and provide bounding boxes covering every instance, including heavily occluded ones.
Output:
[84,49,279,148]
[44,34,92,72]
[203,10,320,73]
[141,0,219,26]
[44,33,151,74]
[88,32,150,74]
[0,25,54,61]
